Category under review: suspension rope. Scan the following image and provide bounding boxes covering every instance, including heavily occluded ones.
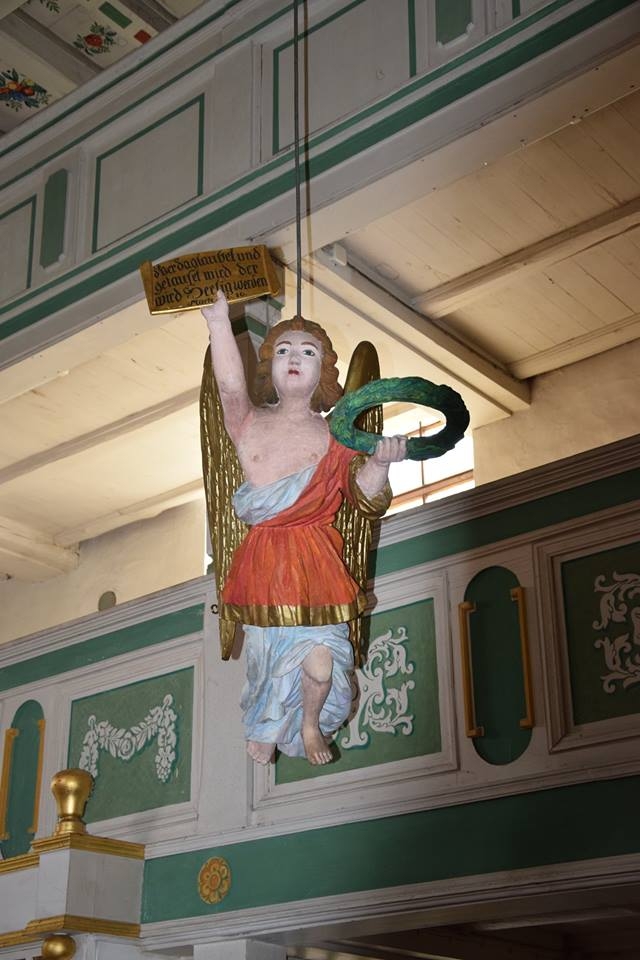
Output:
[293,0,303,317]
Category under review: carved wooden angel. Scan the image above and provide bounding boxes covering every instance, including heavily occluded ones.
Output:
[200,293,406,765]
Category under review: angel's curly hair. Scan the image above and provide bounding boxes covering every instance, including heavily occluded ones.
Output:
[254,316,343,412]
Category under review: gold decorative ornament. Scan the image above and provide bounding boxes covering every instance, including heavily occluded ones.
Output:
[0,727,19,841]
[50,769,93,836]
[41,934,76,960]
[32,833,144,859]
[197,856,231,904]
[458,601,484,739]
[28,718,46,834]
[25,916,139,938]
[140,244,280,314]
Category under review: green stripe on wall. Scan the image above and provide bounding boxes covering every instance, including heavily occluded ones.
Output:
[372,468,640,578]
[0,0,636,339]
[143,773,640,921]
[0,604,204,693]
[40,169,68,268]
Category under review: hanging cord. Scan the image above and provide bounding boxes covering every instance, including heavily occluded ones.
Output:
[293,0,303,317]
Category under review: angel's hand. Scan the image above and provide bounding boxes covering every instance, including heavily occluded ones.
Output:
[201,290,229,334]
[371,435,408,464]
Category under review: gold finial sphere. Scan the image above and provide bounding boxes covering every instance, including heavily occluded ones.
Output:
[50,768,94,836]
[41,935,76,960]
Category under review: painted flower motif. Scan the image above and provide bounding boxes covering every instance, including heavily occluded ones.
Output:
[28,0,61,12]
[77,695,179,782]
[117,730,136,760]
[198,857,231,904]
[0,68,50,112]
[74,22,117,56]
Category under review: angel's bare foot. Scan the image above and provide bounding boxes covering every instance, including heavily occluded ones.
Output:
[247,741,275,764]
[302,725,332,764]
[301,645,333,765]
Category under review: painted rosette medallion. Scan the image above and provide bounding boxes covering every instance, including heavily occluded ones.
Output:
[198,856,231,904]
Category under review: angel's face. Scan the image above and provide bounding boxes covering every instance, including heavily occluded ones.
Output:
[271,330,322,402]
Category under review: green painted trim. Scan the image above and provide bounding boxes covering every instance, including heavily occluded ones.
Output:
[436,0,472,45]
[513,0,523,17]
[0,0,250,164]
[231,314,267,338]
[408,0,417,77]
[0,604,204,694]
[142,773,640,921]
[272,0,368,154]
[373,468,640,578]
[40,169,68,269]
[1,0,635,338]
[91,96,205,253]
[0,196,36,293]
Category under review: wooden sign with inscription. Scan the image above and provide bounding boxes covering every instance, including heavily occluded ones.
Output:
[140,244,280,313]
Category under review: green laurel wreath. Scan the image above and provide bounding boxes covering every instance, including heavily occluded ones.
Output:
[330,376,470,461]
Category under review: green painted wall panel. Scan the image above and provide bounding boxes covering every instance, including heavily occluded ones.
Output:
[40,169,68,268]
[464,567,531,765]
[436,0,472,44]
[276,599,441,784]
[562,540,640,724]
[0,700,44,859]
[68,667,193,821]
[0,604,204,693]
[143,773,640,921]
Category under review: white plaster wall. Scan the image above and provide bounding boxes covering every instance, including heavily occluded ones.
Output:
[473,339,640,484]
[0,499,205,644]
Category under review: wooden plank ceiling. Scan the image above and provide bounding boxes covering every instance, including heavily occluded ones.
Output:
[1,84,639,580]
[342,89,640,380]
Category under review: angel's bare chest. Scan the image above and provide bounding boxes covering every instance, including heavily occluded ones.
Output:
[237,413,329,486]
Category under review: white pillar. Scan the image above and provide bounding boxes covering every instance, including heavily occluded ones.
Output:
[194,941,287,960]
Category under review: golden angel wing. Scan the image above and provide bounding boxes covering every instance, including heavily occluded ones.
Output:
[200,346,248,659]
[333,341,386,667]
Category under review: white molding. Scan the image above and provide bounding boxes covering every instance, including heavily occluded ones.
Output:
[0,515,78,580]
[534,507,640,753]
[140,851,640,947]
[378,434,640,550]
[0,575,210,670]
[510,311,640,379]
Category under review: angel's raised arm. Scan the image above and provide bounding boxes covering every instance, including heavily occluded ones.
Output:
[201,292,252,440]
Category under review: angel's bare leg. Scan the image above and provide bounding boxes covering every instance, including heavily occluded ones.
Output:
[247,741,275,764]
[301,645,333,765]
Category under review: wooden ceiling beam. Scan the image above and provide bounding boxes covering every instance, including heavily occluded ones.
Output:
[308,249,530,413]
[0,516,78,581]
[412,196,640,319]
[0,387,199,487]
[54,479,203,547]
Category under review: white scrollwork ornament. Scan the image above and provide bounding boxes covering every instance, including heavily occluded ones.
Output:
[78,693,178,782]
[591,571,640,693]
[341,626,415,750]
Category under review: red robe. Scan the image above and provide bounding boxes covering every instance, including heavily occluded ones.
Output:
[221,438,365,628]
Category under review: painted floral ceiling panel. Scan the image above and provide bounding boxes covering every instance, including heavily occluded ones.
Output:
[0,0,203,133]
